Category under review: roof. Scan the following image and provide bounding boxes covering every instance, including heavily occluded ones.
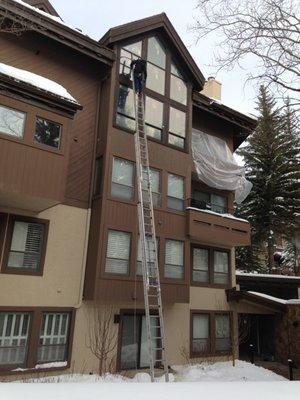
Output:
[0,0,115,66]
[227,288,287,312]
[23,0,60,17]
[99,13,205,91]
[236,271,300,285]
[0,62,82,117]
[193,92,257,149]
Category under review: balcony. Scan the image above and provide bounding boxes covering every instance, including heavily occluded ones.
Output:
[186,199,251,247]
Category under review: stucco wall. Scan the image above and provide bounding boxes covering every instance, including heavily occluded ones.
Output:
[0,204,90,307]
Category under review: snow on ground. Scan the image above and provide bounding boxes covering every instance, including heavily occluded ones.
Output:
[0,62,78,104]
[1,361,299,400]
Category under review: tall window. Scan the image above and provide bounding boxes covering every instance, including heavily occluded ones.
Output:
[116,36,189,150]
[191,246,230,286]
[5,218,47,273]
[105,230,131,275]
[215,314,231,352]
[167,173,184,211]
[192,314,210,354]
[0,104,26,138]
[137,236,159,276]
[111,157,134,200]
[0,312,30,366]
[192,248,209,283]
[38,313,70,363]
[34,117,61,149]
[144,168,161,207]
[165,239,184,279]
[214,251,229,285]
[192,189,228,214]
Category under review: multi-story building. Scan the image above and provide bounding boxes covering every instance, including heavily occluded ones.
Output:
[0,0,256,377]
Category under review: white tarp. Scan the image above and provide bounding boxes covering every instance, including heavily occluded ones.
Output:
[192,129,252,203]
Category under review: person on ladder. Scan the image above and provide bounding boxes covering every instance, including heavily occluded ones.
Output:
[131,58,147,95]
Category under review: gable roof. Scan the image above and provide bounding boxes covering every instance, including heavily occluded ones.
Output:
[100,13,205,91]
[23,0,59,17]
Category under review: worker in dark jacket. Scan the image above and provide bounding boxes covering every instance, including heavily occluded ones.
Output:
[130,58,147,94]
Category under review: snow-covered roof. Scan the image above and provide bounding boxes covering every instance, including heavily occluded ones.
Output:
[0,62,79,104]
[248,291,300,305]
[237,271,300,281]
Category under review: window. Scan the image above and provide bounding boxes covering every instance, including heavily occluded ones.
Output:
[145,96,164,140]
[105,230,131,275]
[192,190,228,214]
[215,314,231,352]
[145,168,161,207]
[0,104,26,138]
[34,117,61,149]
[165,239,184,279]
[38,313,70,363]
[167,174,185,211]
[214,251,229,285]
[192,314,210,354]
[116,85,136,131]
[137,236,158,276]
[120,314,158,370]
[93,156,103,197]
[0,312,30,366]
[4,216,48,274]
[191,246,230,286]
[111,157,134,200]
[191,312,231,356]
[192,248,209,283]
[116,36,190,151]
[169,107,186,148]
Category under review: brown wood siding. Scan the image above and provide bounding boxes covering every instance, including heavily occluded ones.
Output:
[0,31,108,208]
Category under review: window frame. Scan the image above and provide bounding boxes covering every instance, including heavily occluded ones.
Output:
[190,245,231,288]
[110,157,135,201]
[114,34,191,152]
[105,229,132,276]
[1,214,49,277]
[0,307,75,374]
[190,310,232,358]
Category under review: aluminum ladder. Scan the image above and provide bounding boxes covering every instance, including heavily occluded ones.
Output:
[133,89,169,383]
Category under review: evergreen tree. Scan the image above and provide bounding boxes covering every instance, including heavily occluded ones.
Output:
[237,87,300,272]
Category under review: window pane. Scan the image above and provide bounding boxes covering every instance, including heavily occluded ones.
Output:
[168,174,184,199]
[169,134,185,149]
[171,63,184,78]
[8,221,44,270]
[192,314,210,353]
[120,315,139,369]
[145,97,163,140]
[169,107,186,137]
[215,314,231,351]
[137,237,158,276]
[106,230,131,274]
[214,251,229,284]
[119,49,137,76]
[149,168,160,194]
[111,158,134,200]
[0,105,25,138]
[165,239,184,279]
[124,41,142,57]
[211,194,227,214]
[37,313,70,363]
[117,85,135,130]
[34,118,61,149]
[0,312,30,365]
[193,190,210,203]
[193,248,209,283]
[146,63,165,95]
[147,37,166,69]
[170,75,187,105]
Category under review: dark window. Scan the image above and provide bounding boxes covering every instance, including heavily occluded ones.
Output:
[3,216,48,275]
[191,246,230,286]
[0,104,26,139]
[38,312,70,363]
[34,117,61,149]
[93,157,103,197]
[0,312,30,366]
[120,314,158,370]
[192,190,228,214]
[215,314,231,352]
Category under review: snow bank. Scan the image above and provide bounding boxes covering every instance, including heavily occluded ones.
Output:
[186,207,248,223]
[0,62,78,104]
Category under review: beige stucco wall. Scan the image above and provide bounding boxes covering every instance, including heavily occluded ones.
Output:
[0,204,90,307]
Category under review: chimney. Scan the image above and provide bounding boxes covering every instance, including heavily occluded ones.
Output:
[201,76,222,101]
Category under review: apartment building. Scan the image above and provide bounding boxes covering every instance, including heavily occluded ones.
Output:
[0,0,257,377]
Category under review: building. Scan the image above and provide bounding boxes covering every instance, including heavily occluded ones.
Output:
[0,0,257,378]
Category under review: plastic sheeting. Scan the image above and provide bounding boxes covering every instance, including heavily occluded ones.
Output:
[192,130,252,204]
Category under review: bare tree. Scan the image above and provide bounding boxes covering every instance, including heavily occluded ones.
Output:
[192,0,300,108]
[86,304,118,375]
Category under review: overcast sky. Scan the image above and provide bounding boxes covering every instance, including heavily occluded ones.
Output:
[50,0,258,116]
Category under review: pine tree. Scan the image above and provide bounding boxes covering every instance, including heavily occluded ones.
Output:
[237,87,300,272]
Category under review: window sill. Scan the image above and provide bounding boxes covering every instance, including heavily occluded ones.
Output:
[1,267,43,277]
[190,282,232,289]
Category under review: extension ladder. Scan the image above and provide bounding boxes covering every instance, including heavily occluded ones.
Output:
[133,88,169,383]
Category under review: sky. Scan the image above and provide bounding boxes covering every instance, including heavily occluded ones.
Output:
[49,0,258,116]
